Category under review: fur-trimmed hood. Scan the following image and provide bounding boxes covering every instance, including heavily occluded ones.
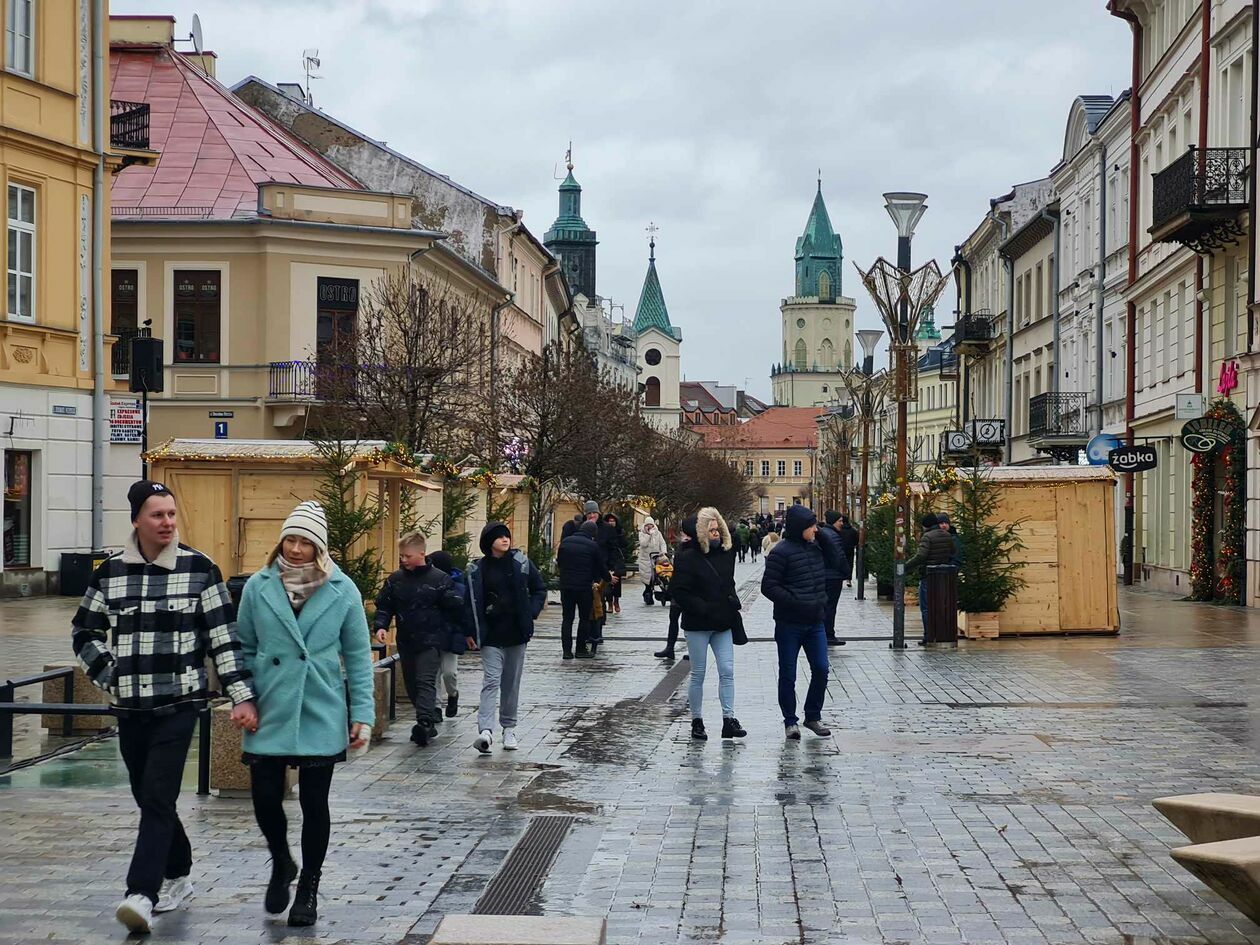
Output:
[694,506,732,554]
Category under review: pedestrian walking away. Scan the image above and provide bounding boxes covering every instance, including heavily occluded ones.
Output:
[373,533,467,746]
[749,522,761,561]
[815,511,849,646]
[637,516,668,604]
[654,530,691,659]
[760,504,832,740]
[71,479,258,935]
[557,519,610,659]
[669,508,746,740]
[426,550,470,719]
[906,512,959,645]
[601,512,626,615]
[836,514,859,590]
[466,522,546,753]
[233,501,375,928]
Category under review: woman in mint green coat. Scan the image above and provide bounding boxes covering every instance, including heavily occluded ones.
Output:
[234,501,374,929]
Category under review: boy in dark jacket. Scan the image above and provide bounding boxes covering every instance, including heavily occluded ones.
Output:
[427,550,468,719]
[557,520,610,659]
[760,504,831,740]
[373,532,466,746]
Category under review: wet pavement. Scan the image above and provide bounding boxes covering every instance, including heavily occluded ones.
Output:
[4,562,1260,944]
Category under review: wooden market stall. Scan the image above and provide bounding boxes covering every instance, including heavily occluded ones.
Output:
[914,465,1120,636]
[144,439,442,580]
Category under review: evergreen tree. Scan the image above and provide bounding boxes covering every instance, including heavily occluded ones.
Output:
[948,462,1025,613]
[310,436,385,600]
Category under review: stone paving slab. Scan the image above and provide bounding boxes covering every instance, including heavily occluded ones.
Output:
[5,564,1260,943]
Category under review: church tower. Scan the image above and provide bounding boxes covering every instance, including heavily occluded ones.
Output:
[771,181,857,407]
[543,152,598,298]
[634,230,682,432]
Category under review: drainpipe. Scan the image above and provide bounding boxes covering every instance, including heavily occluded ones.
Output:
[1041,206,1063,397]
[1095,141,1108,434]
[952,245,971,428]
[991,199,1013,464]
[1194,0,1210,397]
[90,0,106,552]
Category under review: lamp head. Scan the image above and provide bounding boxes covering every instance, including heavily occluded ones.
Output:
[856,329,883,361]
[883,192,929,240]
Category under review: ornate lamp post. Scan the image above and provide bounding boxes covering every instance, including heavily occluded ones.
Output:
[856,192,951,647]
[841,355,887,602]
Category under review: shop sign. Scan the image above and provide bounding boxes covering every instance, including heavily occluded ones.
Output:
[109,399,143,444]
[1218,360,1240,395]
[1180,416,1234,454]
[1108,445,1157,473]
[1176,393,1206,420]
[1085,433,1122,465]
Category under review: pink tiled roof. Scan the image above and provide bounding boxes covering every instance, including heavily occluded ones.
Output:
[110,46,361,219]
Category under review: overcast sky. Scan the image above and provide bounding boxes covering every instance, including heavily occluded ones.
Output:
[121,0,1131,401]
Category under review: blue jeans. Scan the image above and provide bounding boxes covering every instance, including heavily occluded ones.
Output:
[686,629,735,719]
[774,621,829,726]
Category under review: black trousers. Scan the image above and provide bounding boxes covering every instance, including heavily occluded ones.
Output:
[824,582,842,640]
[117,710,198,903]
[250,760,335,874]
[560,587,594,652]
[664,602,682,650]
[397,635,442,726]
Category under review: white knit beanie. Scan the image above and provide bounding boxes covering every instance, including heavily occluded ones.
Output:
[281,501,328,556]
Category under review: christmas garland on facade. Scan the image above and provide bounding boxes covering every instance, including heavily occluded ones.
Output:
[1188,399,1246,604]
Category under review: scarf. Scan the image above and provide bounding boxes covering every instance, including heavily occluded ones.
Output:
[277,555,328,610]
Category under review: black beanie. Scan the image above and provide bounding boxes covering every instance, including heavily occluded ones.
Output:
[479,521,512,556]
[128,480,173,521]
[825,510,841,525]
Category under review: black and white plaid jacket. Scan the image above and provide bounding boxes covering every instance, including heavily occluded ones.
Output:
[71,533,256,715]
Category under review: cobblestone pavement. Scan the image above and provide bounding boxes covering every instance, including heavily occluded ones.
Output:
[5,562,1260,944]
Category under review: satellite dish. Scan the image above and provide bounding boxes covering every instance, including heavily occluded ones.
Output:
[190,14,203,56]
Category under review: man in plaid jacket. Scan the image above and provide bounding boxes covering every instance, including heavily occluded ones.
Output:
[72,480,257,934]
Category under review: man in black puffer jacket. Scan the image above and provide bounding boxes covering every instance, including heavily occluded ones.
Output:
[556,520,610,659]
[760,504,831,740]
[815,511,848,647]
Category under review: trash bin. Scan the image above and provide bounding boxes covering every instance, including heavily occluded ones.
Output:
[923,564,959,647]
[59,552,99,597]
[226,574,250,609]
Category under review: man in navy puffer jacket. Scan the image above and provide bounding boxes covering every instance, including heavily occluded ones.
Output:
[760,504,832,739]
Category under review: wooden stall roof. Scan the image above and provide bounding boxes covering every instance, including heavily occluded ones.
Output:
[144,438,423,477]
[910,466,1116,495]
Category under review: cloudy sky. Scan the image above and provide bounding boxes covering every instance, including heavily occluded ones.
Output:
[121,0,1131,401]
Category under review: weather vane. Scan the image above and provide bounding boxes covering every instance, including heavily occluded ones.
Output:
[566,141,573,174]
[646,221,659,260]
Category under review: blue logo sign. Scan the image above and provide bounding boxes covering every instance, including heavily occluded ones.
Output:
[214,421,228,439]
[1086,433,1122,465]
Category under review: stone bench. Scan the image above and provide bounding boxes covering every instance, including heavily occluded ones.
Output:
[1170,836,1260,925]
[431,916,606,945]
[1154,793,1260,844]
[40,663,112,733]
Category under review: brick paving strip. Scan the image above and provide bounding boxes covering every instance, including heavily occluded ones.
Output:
[6,565,1260,943]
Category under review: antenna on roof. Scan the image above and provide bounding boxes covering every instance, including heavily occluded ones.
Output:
[189,14,203,56]
[302,49,322,106]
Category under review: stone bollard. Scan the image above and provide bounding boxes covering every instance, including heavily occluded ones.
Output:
[372,664,392,743]
[430,915,607,945]
[209,702,292,798]
[41,663,112,733]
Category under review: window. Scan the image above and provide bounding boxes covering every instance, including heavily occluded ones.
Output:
[110,269,139,376]
[776,499,785,512]
[761,460,770,477]
[7,183,34,321]
[777,460,786,477]
[794,337,808,371]
[643,375,660,407]
[818,269,832,301]
[3,450,32,568]
[173,270,221,362]
[6,0,32,77]
[793,460,803,476]
[819,338,834,370]
[744,460,754,476]
[644,347,661,366]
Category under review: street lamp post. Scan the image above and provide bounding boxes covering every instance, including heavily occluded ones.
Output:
[805,445,815,509]
[846,329,885,602]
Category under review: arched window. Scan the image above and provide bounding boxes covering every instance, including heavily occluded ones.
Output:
[818,270,832,301]
[644,375,661,407]
[845,340,853,369]
[819,338,834,370]
[794,338,808,371]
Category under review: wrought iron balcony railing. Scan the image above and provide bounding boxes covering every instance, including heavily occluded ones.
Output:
[1150,146,1249,252]
[268,360,358,401]
[1028,392,1088,441]
[954,310,997,349]
[111,327,139,377]
[109,100,151,151]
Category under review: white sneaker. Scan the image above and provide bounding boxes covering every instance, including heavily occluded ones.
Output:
[474,730,493,753]
[502,729,519,751]
[154,875,193,913]
[116,893,154,933]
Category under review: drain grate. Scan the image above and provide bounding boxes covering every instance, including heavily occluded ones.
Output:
[641,658,691,705]
[472,815,574,915]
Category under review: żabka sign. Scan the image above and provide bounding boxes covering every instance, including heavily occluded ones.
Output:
[1108,445,1157,473]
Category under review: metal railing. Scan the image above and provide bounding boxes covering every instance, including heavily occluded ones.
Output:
[111,327,138,376]
[1028,392,1088,439]
[1152,146,1249,231]
[109,100,151,150]
[955,310,997,346]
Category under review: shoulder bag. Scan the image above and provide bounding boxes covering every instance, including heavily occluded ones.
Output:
[703,557,747,646]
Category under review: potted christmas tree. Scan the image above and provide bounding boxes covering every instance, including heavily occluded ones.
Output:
[948,462,1025,639]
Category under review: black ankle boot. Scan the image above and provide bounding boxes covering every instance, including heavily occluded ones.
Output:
[654,648,675,659]
[721,717,747,739]
[691,718,707,741]
[264,852,298,914]
[287,869,320,927]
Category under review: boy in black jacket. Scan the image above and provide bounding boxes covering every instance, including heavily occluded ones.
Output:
[374,532,466,746]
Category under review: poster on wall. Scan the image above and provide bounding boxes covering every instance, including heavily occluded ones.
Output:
[109,399,143,444]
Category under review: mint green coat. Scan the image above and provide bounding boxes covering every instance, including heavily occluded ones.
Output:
[235,562,374,758]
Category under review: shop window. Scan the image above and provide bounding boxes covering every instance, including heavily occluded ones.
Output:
[7,182,35,321]
[4,450,32,568]
[173,270,221,363]
[6,0,33,76]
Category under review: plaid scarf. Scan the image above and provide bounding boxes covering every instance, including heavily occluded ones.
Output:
[277,556,328,610]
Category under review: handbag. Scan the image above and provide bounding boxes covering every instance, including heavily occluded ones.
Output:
[703,557,747,646]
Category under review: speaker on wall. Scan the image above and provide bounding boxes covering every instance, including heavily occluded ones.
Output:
[129,336,164,393]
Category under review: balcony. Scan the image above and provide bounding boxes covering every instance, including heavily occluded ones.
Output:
[111,327,139,377]
[1028,392,1088,461]
[1150,146,1249,254]
[268,360,360,402]
[954,310,997,353]
[109,100,154,163]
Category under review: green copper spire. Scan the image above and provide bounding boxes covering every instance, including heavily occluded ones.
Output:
[916,305,940,341]
[794,179,843,301]
[633,233,677,338]
[543,146,598,298]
